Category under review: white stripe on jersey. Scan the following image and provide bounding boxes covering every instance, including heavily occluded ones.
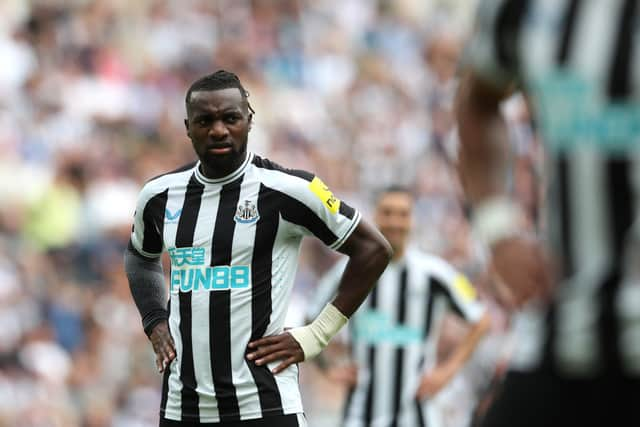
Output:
[190,185,220,421]
[570,0,624,93]
[371,263,402,426]
[229,178,261,420]
[163,183,188,420]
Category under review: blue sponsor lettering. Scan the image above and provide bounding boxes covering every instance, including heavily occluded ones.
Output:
[352,310,423,345]
[194,268,212,290]
[170,265,251,293]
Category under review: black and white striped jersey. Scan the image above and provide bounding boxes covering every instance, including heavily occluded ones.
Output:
[307,249,485,427]
[466,0,640,376]
[130,152,361,423]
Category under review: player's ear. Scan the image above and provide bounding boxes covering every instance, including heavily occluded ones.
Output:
[248,113,253,132]
[184,118,190,138]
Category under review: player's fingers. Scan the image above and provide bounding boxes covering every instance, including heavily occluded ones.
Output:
[156,354,164,373]
[164,342,176,360]
[248,334,281,348]
[247,340,287,360]
[254,350,290,366]
[272,357,298,374]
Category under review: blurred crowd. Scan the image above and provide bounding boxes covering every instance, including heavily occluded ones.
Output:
[0,1,542,426]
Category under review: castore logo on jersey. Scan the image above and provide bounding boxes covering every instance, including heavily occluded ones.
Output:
[165,208,182,222]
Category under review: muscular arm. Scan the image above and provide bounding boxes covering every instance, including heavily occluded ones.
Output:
[331,219,393,316]
[456,73,552,305]
[455,72,513,204]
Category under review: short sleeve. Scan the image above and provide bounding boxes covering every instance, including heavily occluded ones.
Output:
[279,174,362,250]
[463,0,523,88]
[431,259,486,323]
[130,183,168,258]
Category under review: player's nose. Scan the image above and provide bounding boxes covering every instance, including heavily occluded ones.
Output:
[209,120,229,139]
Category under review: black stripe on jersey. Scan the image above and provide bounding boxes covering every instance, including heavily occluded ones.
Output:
[424,277,464,338]
[608,0,637,99]
[247,183,284,416]
[339,201,356,220]
[277,190,339,246]
[554,0,581,279]
[160,298,172,414]
[251,154,314,182]
[252,154,356,223]
[141,189,168,254]
[390,267,408,427]
[607,159,633,262]
[598,159,632,372]
[342,387,355,423]
[414,398,426,427]
[363,283,379,426]
[209,178,243,422]
[556,0,581,64]
[147,161,198,184]
[494,0,530,70]
[175,174,205,420]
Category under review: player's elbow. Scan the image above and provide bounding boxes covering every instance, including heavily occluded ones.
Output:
[340,220,393,263]
[370,234,393,265]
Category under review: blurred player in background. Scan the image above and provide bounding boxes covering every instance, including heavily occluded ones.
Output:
[124,70,392,427]
[306,187,490,427]
[457,0,640,425]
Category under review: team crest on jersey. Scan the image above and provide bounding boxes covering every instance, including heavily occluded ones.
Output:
[234,200,260,224]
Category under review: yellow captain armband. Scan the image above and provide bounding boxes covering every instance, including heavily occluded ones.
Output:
[453,274,477,302]
[309,176,340,214]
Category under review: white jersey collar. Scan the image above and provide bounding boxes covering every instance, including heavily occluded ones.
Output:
[194,152,253,186]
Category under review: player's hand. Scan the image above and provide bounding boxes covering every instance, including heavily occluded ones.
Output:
[326,363,358,387]
[247,332,304,374]
[490,236,554,307]
[149,320,176,373]
[415,364,454,400]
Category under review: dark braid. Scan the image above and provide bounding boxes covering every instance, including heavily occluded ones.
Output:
[185,70,255,114]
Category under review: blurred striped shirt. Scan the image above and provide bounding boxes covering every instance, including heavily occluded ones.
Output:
[466,0,640,376]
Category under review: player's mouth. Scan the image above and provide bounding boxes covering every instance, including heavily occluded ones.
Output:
[206,144,233,155]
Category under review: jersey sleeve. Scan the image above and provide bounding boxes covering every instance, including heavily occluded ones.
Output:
[280,174,362,250]
[130,183,168,258]
[463,0,522,88]
[431,259,486,323]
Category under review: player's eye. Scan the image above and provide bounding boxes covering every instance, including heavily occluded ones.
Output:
[196,116,211,126]
[224,114,241,124]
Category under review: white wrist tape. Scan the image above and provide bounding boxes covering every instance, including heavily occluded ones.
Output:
[471,196,522,247]
[289,303,348,360]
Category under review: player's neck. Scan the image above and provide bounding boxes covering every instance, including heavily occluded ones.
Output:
[199,152,248,179]
[391,246,406,263]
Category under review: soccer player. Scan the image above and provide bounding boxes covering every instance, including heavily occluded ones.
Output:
[124,70,392,427]
[306,187,490,427]
[456,1,640,425]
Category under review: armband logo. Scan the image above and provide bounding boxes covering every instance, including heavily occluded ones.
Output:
[309,176,340,214]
